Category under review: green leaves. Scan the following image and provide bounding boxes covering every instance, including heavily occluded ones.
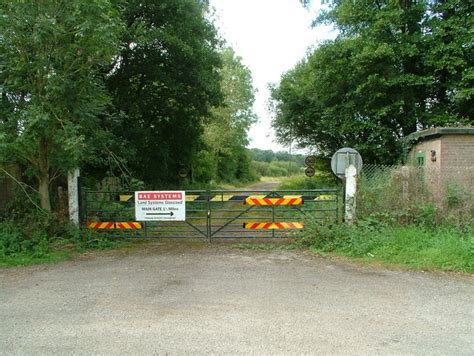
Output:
[1,0,124,210]
[102,0,223,186]
[197,47,258,183]
[271,0,473,164]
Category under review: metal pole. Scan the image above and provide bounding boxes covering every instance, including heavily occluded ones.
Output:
[207,190,212,243]
[272,205,275,238]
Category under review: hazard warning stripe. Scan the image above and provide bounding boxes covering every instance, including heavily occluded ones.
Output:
[115,222,142,229]
[242,222,304,230]
[210,194,246,202]
[86,222,142,230]
[244,196,303,206]
[186,195,246,202]
[119,195,133,202]
[185,194,209,201]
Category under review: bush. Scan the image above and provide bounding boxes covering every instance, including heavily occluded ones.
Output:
[0,221,23,257]
[0,217,51,258]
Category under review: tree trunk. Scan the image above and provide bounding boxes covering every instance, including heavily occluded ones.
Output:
[38,138,52,212]
[38,173,52,212]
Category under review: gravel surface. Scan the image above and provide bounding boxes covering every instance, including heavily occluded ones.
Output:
[1,240,473,355]
[243,181,281,191]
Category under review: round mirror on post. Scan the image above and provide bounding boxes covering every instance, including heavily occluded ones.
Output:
[331,147,363,179]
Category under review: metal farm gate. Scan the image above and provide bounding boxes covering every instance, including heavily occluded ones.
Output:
[82,188,340,240]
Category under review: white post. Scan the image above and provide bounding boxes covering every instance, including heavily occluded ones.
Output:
[344,164,357,224]
[68,168,80,226]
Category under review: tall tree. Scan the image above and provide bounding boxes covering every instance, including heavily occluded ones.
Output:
[200,48,257,182]
[271,0,473,163]
[105,0,222,187]
[0,0,123,211]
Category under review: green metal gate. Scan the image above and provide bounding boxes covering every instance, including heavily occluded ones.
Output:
[82,188,340,240]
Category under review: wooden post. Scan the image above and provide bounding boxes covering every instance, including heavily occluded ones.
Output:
[344,165,357,224]
[68,169,80,226]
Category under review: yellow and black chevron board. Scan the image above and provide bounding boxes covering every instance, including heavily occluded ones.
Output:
[186,194,245,202]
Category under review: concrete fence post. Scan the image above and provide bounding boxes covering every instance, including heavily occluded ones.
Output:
[68,168,80,226]
[344,164,357,224]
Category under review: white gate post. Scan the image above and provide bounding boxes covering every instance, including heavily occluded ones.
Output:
[344,164,357,224]
[68,168,80,226]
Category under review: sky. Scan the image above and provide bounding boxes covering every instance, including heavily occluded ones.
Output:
[209,0,335,153]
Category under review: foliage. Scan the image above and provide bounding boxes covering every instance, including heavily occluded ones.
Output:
[0,0,124,210]
[1,0,260,210]
[250,148,305,165]
[298,220,473,273]
[250,148,313,179]
[253,160,301,177]
[103,0,223,187]
[0,214,127,267]
[271,0,473,164]
[197,48,258,184]
[294,163,473,272]
[278,172,338,189]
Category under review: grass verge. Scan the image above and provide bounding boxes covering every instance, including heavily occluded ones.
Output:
[0,239,131,268]
[0,217,132,268]
[298,221,473,273]
[0,251,70,268]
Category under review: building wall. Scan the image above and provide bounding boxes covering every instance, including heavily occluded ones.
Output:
[408,137,442,169]
[440,134,474,195]
[440,134,474,169]
[408,137,442,201]
[408,134,474,205]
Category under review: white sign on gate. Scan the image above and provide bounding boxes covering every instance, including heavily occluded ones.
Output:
[135,191,186,221]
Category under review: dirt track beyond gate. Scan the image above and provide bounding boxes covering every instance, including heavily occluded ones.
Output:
[1,240,473,354]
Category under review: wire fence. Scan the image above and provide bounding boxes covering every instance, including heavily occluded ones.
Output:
[358,164,474,225]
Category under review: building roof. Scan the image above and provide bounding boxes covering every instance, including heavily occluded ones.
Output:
[406,127,474,143]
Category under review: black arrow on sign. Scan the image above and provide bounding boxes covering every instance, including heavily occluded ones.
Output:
[146,212,174,216]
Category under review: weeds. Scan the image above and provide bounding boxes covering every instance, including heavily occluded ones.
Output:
[0,213,127,267]
[299,218,473,273]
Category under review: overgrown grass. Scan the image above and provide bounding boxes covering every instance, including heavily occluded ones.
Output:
[0,217,129,268]
[278,172,338,190]
[298,219,473,273]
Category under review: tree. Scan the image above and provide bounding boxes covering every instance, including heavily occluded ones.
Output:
[271,0,473,164]
[105,0,223,187]
[0,1,123,211]
[201,48,257,182]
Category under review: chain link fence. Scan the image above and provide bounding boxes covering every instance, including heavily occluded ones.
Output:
[358,164,473,225]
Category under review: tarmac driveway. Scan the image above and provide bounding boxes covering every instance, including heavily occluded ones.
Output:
[1,240,473,354]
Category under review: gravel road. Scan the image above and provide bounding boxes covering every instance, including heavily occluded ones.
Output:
[1,240,473,355]
[243,181,281,191]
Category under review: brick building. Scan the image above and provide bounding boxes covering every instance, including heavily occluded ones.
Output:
[406,127,474,202]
